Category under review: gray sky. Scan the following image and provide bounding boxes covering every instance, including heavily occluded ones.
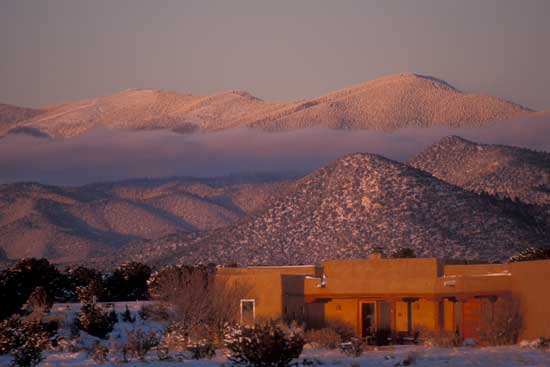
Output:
[1,0,549,110]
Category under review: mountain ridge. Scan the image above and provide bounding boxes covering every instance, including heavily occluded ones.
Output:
[0,175,290,263]
[119,151,549,267]
[409,136,550,206]
[1,73,532,138]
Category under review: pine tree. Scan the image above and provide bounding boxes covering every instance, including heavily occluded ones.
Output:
[77,286,115,339]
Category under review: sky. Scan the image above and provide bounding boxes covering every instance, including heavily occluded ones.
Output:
[1,0,549,110]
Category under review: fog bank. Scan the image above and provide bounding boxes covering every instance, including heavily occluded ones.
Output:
[1,114,549,186]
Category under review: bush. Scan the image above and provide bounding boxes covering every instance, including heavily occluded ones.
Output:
[105,262,151,301]
[90,341,108,364]
[391,248,416,258]
[509,247,550,262]
[325,320,356,342]
[77,287,116,339]
[121,305,135,323]
[10,344,43,367]
[479,297,522,345]
[187,342,216,359]
[225,321,304,367]
[0,258,67,320]
[305,328,342,349]
[138,306,148,321]
[0,318,49,355]
[538,337,550,349]
[0,318,49,367]
[339,337,363,357]
[125,328,160,360]
[422,330,462,348]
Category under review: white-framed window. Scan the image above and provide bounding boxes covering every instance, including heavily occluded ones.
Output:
[240,299,255,325]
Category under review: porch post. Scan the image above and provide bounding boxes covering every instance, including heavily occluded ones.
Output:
[407,301,412,334]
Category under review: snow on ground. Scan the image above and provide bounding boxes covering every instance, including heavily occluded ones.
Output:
[1,302,548,366]
[1,345,549,367]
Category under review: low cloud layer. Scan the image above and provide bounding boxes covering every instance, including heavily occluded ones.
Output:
[1,113,549,186]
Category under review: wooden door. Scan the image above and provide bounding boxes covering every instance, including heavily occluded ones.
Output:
[462,299,482,338]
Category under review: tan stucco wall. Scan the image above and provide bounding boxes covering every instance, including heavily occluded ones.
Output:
[508,260,550,339]
[217,265,319,321]
[305,258,442,297]
[324,299,358,331]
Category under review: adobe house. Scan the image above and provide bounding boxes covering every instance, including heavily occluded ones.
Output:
[218,253,550,340]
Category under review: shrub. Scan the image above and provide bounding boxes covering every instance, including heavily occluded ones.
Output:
[339,337,363,357]
[509,247,550,262]
[149,265,251,344]
[90,341,108,364]
[10,344,43,367]
[0,258,66,320]
[391,248,416,258]
[305,328,342,349]
[105,262,151,301]
[108,308,118,325]
[126,328,160,360]
[77,287,116,339]
[479,297,522,345]
[0,318,49,355]
[187,342,216,359]
[225,321,304,367]
[138,306,148,321]
[121,305,135,323]
[325,320,356,342]
[422,330,462,348]
[0,318,49,367]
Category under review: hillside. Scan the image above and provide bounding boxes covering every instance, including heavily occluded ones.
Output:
[0,176,288,263]
[409,136,550,206]
[1,74,531,138]
[124,154,549,267]
[0,103,42,131]
[249,73,529,131]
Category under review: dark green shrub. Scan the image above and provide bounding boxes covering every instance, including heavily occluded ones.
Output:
[121,305,135,323]
[509,247,550,262]
[225,321,304,367]
[10,344,43,367]
[77,287,115,339]
[0,319,49,356]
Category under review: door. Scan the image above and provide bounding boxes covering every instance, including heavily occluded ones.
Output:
[462,299,482,339]
[361,302,376,337]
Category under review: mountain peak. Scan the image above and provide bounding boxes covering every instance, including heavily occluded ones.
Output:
[362,72,459,91]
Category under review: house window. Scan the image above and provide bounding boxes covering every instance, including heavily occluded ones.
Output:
[240,299,255,325]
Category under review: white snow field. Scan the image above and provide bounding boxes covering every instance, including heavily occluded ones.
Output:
[0,345,549,367]
[0,302,548,366]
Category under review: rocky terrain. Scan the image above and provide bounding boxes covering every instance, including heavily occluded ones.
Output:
[122,153,549,267]
[409,136,550,206]
[0,175,289,263]
[0,73,531,138]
